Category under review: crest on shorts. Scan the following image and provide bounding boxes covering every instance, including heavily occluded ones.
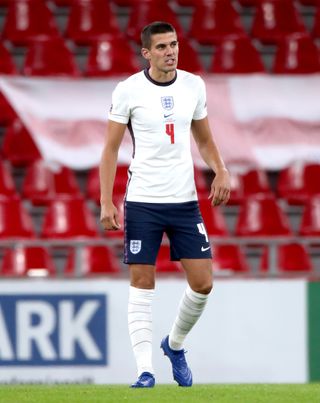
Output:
[130,240,142,254]
[161,96,174,110]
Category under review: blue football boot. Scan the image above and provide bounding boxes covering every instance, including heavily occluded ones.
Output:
[160,335,193,387]
[130,372,155,388]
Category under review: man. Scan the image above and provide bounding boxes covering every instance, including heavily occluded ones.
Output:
[100,21,230,388]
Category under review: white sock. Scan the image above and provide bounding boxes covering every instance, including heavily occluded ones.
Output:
[169,285,210,351]
[128,286,154,376]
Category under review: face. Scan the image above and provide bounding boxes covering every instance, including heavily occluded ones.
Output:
[142,31,179,74]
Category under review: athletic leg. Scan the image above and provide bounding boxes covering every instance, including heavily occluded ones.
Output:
[128,264,156,387]
[169,258,213,350]
[160,258,212,387]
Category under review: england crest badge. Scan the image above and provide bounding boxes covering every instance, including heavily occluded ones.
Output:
[161,96,174,110]
[130,240,142,254]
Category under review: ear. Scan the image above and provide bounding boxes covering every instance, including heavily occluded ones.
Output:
[141,48,151,61]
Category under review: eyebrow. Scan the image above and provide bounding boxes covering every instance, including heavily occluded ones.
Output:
[155,40,178,48]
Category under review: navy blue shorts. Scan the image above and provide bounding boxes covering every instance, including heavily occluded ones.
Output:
[124,201,212,265]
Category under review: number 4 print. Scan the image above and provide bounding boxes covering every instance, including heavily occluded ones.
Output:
[197,223,209,242]
[165,123,175,144]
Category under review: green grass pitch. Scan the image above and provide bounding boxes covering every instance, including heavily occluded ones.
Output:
[0,384,319,403]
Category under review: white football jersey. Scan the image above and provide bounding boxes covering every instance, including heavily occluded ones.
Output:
[108,69,207,203]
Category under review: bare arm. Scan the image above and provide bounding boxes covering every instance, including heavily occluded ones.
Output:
[99,120,127,230]
[191,117,230,206]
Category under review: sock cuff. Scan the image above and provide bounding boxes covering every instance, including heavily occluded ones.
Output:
[129,286,155,302]
[186,285,211,302]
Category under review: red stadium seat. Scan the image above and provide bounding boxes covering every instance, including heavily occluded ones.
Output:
[22,159,82,205]
[260,243,313,273]
[156,244,183,273]
[299,196,320,236]
[65,0,120,45]
[65,245,121,276]
[251,0,306,44]
[2,119,41,166]
[272,32,320,73]
[1,246,56,277]
[198,198,229,236]
[126,0,184,43]
[213,244,250,273]
[189,0,245,45]
[235,194,292,237]
[177,38,204,73]
[277,162,320,205]
[87,164,129,204]
[210,35,266,73]
[228,168,273,205]
[2,0,59,46]
[84,36,140,77]
[41,196,99,238]
[242,168,273,196]
[0,196,35,238]
[312,7,320,38]
[0,42,18,125]
[0,159,18,198]
[23,36,80,77]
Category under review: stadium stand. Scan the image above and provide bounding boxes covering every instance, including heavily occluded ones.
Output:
[277,162,320,205]
[23,36,81,76]
[84,35,140,76]
[0,42,17,124]
[1,245,57,276]
[299,196,320,236]
[22,159,82,205]
[65,0,121,45]
[2,0,60,46]
[41,196,99,239]
[213,244,250,273]
[2,119,41,166]
[272,32,320,73]
[250,0,306,44]
[259,243,313,273]
[0,0,319,277]
[235,194,293,237]
[155,245,183,273]
[0,159,18,198]
[0,195,35,238]
[188,0,246,45]
[209,34,266,73]
[64,245,122,275]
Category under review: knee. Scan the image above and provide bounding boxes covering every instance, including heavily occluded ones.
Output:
[191,281,213,295]
[131,278,155,289]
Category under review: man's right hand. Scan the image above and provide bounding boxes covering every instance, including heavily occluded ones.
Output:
[100,202,121,230]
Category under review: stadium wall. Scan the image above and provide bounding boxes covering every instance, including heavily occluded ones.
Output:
[0,279,318,385]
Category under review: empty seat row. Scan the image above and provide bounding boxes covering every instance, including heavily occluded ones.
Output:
[1,190,320,239]
[1,32,319,82]
[0,245,122,276]
[0,242,313,277]
[1,0,320,45]
[2,137,320,207]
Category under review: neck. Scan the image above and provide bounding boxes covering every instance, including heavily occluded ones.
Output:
[148,67,176,83]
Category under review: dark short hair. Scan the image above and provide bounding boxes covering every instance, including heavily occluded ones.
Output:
[141,21,176,49]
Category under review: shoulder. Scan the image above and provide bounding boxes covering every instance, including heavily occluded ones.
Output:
[176,69,205,87]
[114,70,146,92]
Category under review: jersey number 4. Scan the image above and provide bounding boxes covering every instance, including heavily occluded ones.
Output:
[165,123,175,144]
